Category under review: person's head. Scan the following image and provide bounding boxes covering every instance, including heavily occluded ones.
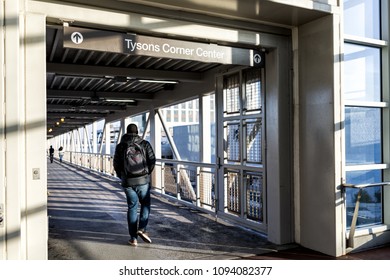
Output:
[126,123,138,134]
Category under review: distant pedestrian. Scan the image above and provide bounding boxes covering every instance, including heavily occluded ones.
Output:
[113,124,156,247]
[49,145,54,163]
[58,146,64,163]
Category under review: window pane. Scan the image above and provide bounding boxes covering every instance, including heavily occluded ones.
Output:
[246,173,263,223]
[345,107,382,165]
[225,122,240,162]
[344,0,380,39]
[344,44,381,102]
[346,170,382,228]
[244,68,262,113]
[224,73,240,115]
[161,99,200,162]
[246,119,262,164]
[226,171,240,213]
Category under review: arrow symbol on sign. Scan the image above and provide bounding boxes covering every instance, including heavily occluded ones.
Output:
[71,32,83,44]
[253,53,262,64]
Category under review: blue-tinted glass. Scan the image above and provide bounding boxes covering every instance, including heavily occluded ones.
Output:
[344,44,381,102]
[346,170,382,228]
[344,0,380,39]
[345,107,381,165]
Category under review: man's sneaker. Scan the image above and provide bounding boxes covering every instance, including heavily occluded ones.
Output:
[137,230,152,243]
[128,239,138,246]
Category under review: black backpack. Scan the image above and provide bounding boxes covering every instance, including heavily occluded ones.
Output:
[123,140,149,178]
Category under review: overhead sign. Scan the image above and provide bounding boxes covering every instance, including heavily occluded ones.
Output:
[63,27,264,68]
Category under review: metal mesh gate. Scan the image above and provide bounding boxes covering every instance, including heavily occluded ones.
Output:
[220,68,265,227]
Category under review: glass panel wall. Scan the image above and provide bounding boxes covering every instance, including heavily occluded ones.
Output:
[346,170,382,227]
[160,99,201,161]
[345,107,382,165]
[344,0,381,39]
[344,44,381,102]
[343,0,384,228]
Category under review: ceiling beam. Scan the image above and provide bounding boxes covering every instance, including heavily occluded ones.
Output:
[47,89,155,100]
[47,112,106,118]
[47,63,203,83]
[47,103,127,111]
[46,118,97,124]
[50,123,83,127]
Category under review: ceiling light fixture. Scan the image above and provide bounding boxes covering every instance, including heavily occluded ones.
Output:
[113,76,127,85]
[138,79,178,84]
[105,98,136,103]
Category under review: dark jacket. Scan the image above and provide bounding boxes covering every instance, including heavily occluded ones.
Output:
[113,133,156,187]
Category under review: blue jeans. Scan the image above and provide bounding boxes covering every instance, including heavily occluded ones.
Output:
[123,183,151,240]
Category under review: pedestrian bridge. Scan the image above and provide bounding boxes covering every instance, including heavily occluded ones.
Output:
[47,158,286,260]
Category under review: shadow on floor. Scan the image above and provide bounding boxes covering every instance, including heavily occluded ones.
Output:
[48,161,287,260]
[48,160,390,260]
[244,245,390,260]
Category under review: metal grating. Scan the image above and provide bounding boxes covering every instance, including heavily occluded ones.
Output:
[199,169,215,208]
[163,165,178,196]
[226,122,240,162]
[223,73,240,115]
[226,170,240,214]
[246,173,263,222]
[244,68,262,113]
[246,120,262,163]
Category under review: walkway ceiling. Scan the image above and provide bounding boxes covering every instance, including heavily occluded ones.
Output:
[50,0,330,27]
[46,1,329,138]
[46,25,220,138]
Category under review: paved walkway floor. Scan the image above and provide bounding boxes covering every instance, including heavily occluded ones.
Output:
[246,244,390,260]
[47,160,287,260]
[47,160,390,260]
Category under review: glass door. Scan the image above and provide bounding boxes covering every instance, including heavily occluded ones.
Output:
[216,67,266,230]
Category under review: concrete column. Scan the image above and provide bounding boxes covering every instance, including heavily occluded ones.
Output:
[83,126,90,153]
[24,12,48,259]
[71,130,76,152]
[0,0,6,260]
[119,118,125,143]
[104,122,110,155]
[298,14,344,256]
[92,122,98,153]
[150,110,162,188]
[1,2,47,259]
[201,95,212,163]
[263,34,293,246]
[3,0,26,260]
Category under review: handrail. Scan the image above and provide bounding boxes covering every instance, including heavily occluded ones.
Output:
[156,158,217,169]
[342,182,390,189]
[342,182,390,248]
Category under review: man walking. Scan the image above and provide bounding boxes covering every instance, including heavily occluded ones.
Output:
[49,145,54,163]
[114,123,156,246]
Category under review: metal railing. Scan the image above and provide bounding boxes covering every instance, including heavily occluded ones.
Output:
[155,159,217,210]
[60,151,218,211]
[342,182,390,248]
[64,151,116,175]
[57,151,264,227]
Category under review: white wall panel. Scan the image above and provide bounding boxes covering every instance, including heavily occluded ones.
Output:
[25,12,48,260]
[298,15,343,256]
[4,0,25,260]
